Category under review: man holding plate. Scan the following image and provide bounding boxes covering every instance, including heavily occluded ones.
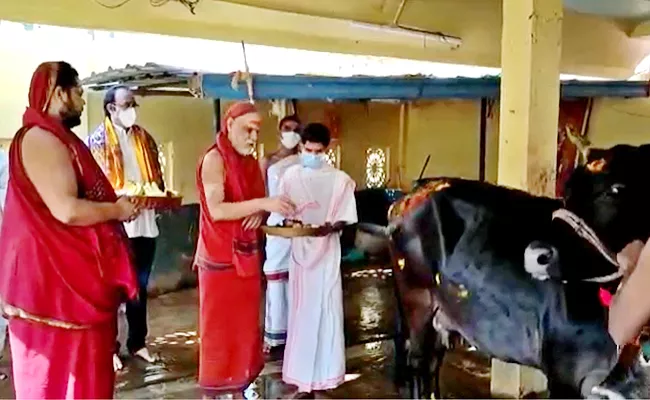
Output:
[86,85,166,368]
[277,123,358,397]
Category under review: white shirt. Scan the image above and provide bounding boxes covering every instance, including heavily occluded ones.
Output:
[113,124,159,239]
[0,150,8,210]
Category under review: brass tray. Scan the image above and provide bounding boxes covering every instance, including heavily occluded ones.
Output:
[129,195,183,211]
[262,225,322,238]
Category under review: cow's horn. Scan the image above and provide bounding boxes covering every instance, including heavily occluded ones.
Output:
[386,218,402,235]
[565,126,591,164]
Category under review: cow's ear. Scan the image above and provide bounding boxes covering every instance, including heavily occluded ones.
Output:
[586,148,608,163]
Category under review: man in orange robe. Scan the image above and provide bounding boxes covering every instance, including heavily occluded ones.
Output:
[195,101,295,398]
[0,61,139,399]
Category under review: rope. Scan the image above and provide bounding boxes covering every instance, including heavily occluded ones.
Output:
[552,208,624,283]
[241,41,254,104]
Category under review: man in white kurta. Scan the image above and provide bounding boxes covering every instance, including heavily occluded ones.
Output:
[279,123,357,394]
[261,115,302,352]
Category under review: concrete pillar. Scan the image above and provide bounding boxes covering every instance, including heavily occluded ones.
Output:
[497,0,562,195]
[492,0,562,397]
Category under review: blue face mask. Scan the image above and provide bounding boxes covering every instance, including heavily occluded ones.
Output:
[301,152,324,169]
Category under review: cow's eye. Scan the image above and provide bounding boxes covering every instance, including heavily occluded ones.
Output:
[609,183,626,195]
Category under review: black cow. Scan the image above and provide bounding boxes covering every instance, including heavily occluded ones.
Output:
[359,144,650,399]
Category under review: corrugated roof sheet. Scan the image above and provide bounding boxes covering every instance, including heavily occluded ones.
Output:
[81,64,650,100]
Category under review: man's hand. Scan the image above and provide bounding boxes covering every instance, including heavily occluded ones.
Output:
[22,126,140,227]
[242,213,265,231]
[260,196,296,217]
[116,197,141,222]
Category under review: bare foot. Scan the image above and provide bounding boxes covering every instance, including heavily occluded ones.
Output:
[133,347,159,363]
[113,354,123,372]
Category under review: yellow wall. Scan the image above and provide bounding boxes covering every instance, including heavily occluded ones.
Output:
[296,101,401,187]
[85,92,216,204]
[281,99,497,189]
[0,48,94,140]
[405,100,480,182]
[588,97,650,147]
[221,99,402,187]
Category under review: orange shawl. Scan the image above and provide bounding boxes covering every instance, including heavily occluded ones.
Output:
[87,117,165,191]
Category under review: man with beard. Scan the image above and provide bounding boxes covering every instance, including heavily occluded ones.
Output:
[260,115,302,356]
[195,101,295,398]
[86,85,165,369]
[0,62,139,399]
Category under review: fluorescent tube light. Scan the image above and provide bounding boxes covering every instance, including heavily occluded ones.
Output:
[349,21,462,49]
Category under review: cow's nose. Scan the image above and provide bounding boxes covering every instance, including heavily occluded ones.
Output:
[537,251,552,266]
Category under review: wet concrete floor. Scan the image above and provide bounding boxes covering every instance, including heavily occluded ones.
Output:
[0,264,493,398]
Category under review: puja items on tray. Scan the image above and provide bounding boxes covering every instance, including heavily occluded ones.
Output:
[117,182,182,210]
[262,219,323,237]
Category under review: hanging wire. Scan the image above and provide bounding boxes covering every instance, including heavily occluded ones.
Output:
[93,0,132,8]
[93,0,200,14]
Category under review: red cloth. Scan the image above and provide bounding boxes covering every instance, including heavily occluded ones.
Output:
[198,268,263,395]
[195,101,266,393]
[194,101,265,277]
[0,62,137,399]
[0,62,137,325]
[9,318,116,399]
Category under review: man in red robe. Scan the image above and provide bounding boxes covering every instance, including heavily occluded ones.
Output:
[195,101,295,398]
[0,61,140,399]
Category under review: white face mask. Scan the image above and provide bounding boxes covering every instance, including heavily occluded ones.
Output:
[117,107,137,128]
[280,131,301,149]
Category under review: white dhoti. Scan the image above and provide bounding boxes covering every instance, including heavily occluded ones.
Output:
[263,155,299,347]
[263,234,291,346]
[279,164,357,392]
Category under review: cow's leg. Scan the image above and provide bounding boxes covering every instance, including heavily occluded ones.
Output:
[430,331,447,400]
[393,308,409,387]
[416,322,436,399]
[390,265,411,388]
[406,309,440,399]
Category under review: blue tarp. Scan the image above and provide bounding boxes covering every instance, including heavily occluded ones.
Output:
[201,74,649,100]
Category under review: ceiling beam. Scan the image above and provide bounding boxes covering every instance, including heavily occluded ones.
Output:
[0,0,466,64]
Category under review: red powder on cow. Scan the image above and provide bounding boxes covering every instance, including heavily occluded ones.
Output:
[599,288,613,307]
